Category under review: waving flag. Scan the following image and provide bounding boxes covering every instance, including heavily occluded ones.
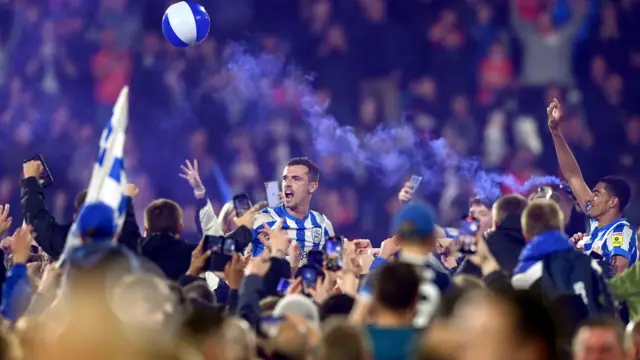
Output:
[60,86,130,259]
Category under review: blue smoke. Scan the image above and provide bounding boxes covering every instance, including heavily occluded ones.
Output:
[224,44,561,198]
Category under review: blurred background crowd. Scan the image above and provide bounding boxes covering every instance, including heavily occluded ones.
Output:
[0,0,639,242]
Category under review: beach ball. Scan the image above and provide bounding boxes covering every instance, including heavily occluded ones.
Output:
[162,1,210,47]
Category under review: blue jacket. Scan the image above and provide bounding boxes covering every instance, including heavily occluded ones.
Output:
[512,230,615,318]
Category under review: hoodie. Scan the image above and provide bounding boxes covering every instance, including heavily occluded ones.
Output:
[139,233,196,281]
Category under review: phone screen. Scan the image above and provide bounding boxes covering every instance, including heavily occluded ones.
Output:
[300,265,318,292]
[233,194,252,217]
[264,181,281,208]
[457,217,479,254]
[24,154,54,188]
[410,175,423,189]
[325,237,343,271]
[205,235,223,253]
[277,278,291,295]
[222,238,235,255]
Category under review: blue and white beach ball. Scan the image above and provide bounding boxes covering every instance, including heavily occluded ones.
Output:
[162,1,210,47]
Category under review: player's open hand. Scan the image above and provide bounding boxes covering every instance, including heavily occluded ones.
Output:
[179,159,205,193]
[547,98,563,132]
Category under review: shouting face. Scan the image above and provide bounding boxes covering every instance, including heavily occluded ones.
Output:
[282,165,317,210]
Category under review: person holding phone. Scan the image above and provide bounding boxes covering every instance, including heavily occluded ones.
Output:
[251,157,335,259]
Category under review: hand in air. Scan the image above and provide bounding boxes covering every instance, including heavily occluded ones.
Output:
[547,98,563,132]
[179,159,205,193]
[398,182,415,204]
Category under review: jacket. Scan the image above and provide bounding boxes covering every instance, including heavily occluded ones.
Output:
[512,230,616,318]
[457,214,526,276]
[139,233,196,281]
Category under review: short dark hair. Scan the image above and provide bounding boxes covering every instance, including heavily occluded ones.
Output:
[599,176,631,212]
[469,196,492,209]
[374,262,420,311]
[575,316,626,352]
[493,194,528,223]
[286,157,320,183]
[144,199,183,235]
[319,294,355,321]
[75,190,88,212]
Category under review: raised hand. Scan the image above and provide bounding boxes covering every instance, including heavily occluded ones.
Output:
[259,219,291,257]
[0,205,12,236]
[398,182,414,204]
[547,98,563,132]
[23,160,44,179]
[179,159,205,193]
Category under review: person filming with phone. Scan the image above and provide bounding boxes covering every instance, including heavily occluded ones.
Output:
[251,157,335,259]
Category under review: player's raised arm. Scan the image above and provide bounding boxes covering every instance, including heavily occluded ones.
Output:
[547,98,592,212]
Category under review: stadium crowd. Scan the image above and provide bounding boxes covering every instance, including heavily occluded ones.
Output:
[0,0,639,359]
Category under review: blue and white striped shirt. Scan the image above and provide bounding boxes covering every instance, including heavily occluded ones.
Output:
[583,217,637,267]
[251,205,335,257]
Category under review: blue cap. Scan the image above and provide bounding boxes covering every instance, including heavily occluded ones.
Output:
[392,203,436,238]
[76,202,116,242]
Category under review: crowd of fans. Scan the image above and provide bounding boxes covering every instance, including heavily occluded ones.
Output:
[0,0,639,358]
[0,0,639,242]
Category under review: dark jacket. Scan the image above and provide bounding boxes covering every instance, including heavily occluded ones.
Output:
[457,214,526,277]
[512,230,616,318]
[138,233,196,281]
[20,177,72,259]
[21,176,138,259]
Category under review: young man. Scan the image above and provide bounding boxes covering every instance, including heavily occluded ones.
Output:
[573,317,632,360]
[360,202,452,328]
[548,98,637,274]
[251,157,334,257]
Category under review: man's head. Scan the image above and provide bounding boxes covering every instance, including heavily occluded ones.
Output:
[76,202,117,243]
[521,199,564,241]
[144,199,183,237]
[373,262,420,322]
[527,184,576,226]
[392,202,437,252]
[587,176,631,219]
[573,317,631,360]
[469,197,493,232]
[282,157,320,210]
[492,194,528,227]
[452,290,558,360]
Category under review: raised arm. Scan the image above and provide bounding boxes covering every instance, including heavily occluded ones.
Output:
[547,99,593,212]
[510,0,535,39]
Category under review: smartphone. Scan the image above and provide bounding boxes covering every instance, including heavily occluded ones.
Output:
[259,316,284,337]
[277,278,291,295]
[204,235,235,271]
[307,250,324,268]
[325,236,344,271]
[24,154,54,188]
[299,265,318,293]
[265,181,281,208]
[457,217,479,254]
[410,175,423,189]
[232,194,252,217]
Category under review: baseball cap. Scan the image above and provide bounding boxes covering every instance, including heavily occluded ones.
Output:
[273,294,320,326]
[76,202,117,242]
[392,202,436,238]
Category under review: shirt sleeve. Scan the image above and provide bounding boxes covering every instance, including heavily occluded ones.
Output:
[607,224,636,260]
[323,216,335,237]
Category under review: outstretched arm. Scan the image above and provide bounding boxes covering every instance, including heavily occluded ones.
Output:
[547,98,593,212]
